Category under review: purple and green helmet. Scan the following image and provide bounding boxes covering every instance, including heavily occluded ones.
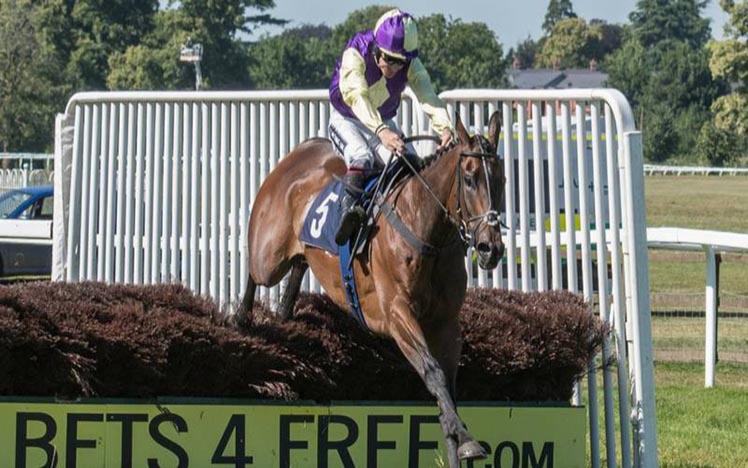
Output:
[373,9,419,61]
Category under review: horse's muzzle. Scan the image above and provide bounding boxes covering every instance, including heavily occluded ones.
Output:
[476,242,504,270]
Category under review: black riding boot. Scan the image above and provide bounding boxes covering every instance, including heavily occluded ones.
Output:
[335,172,367,246]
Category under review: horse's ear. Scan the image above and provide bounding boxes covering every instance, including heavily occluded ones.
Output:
[455,113,470,145]
[487,110,502,150]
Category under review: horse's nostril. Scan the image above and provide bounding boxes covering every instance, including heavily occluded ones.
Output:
[476,242,492,254]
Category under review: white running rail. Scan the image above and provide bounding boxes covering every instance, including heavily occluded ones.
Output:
[644,164,748,176]
[647,227,748,388]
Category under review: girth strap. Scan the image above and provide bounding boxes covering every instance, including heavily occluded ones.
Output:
[380,201,438,257]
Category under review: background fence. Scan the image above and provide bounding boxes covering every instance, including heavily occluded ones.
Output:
[0,153,54,194]
[54,88,657,468]
[644,164,748,176]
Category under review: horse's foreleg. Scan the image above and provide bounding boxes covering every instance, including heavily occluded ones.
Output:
[277,260,308,320]
[426,316,487,464]
[427,316,462,467]
[387,298,487,467]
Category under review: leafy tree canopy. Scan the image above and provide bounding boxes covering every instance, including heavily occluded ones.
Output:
[606,0,726,162]
[0,0,65,151]
[108,0,284,90]
[508,36,540,69]
[536,17,602,69]
[34,0,159,91]
[542,0,577,34]
[405,14,507,90]
[699,0,748,165]
[247,26,336,89]
[629,0,711,49]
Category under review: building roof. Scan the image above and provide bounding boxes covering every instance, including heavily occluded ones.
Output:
[508,68,609,89]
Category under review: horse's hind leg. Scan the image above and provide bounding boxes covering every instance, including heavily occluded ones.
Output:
[235,273,257,330]
[277,260,308,320]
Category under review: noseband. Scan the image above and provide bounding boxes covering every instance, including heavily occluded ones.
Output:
[399,135,504,247]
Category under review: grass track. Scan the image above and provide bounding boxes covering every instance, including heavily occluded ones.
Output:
[594,176,748,467]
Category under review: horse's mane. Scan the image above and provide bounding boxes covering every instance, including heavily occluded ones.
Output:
[420,133,494,172]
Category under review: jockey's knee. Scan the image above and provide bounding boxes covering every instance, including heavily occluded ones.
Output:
[346,153,375,171]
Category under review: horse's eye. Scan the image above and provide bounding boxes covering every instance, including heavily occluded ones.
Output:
[463,174,476,189]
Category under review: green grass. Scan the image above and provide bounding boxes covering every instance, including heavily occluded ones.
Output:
[652,317,748,362]
[645,176,748,232]
[645,175,748,305]
[654,362,748,468]
[584,361,748,468]
[592,174,748,468]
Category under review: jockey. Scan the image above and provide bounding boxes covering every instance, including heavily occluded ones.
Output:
[328,8,454,245]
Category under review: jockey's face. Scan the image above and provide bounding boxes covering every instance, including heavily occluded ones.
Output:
[376,51,406,78]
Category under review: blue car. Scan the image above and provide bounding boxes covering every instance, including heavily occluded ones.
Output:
[0,185,53,220]
[0,185,53,278]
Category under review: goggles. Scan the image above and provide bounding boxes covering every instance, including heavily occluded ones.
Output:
[374,46,408,67]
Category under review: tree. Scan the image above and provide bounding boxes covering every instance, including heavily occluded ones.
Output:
[702,0,748,165]
[108,0,284,90]
[606,0,726,162]
[609,39,726,161]
[0,0,64,151]
[697,119,745,166]
[605,39,649,108]
[247,26,336,89]
[629,0,711,50]
[542,0,577,34]
[590,19,624,58]
[509,36,540,69]
[644,43,726,161]
[107,9,194,90]
[331,5,395,52]
[416,14,507,90]
[176,0,285,88]
[536,17,602,69]
[33,0,159,91]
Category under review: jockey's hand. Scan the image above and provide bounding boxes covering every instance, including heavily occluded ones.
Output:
[438,129,453,150]
[378,127,406,155]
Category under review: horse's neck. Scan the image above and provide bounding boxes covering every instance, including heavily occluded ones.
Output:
[397,149,459,245]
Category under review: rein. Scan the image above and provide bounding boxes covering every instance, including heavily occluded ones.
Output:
[397,135,504,247]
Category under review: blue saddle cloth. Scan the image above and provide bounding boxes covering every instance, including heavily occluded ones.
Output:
[300,180,346,256]
[299,177,370,329]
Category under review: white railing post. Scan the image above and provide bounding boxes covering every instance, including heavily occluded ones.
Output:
[622,131,658,468]
[52,114,67,281]
[704,245,718,388]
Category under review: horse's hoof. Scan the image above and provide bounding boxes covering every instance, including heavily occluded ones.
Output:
[457,440,487,461]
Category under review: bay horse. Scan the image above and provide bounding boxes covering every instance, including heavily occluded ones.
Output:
[238,111,505,467]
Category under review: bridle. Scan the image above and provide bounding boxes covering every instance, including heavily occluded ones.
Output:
[455,136,505,245]
[399,135,505,247]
